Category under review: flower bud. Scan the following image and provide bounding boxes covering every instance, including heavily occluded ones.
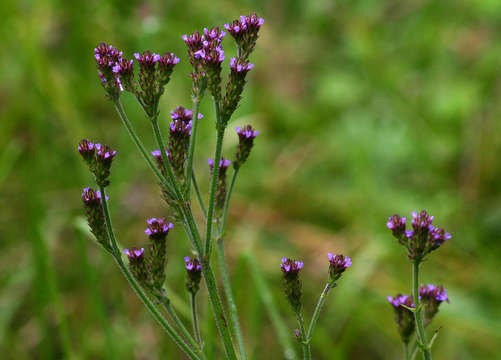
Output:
[145,218,173,289]
[280,257,304,314]
[124,247,151,287]
[94,143,117,187]
[78,139,95,165]
[224,13,264,60]
[327,253,352,283]
[82,187,110,250]
[387,294,415,344]
[234,125,258,169]
[184,256,202,294]
[94,43,123,99]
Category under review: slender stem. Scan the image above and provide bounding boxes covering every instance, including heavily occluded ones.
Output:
[98,185,200,360]
[412,261,432,360]
[306,283,331,341]
[192,170,207,218]
[112,100,175,198]
[205,125,225,257]
[150,118,184,201]
[216,237,247,360]
[185,98,201,198]
[296,312,311,360]
[191,292,203,347]
[162,298,204,358]
[220,168,239,235]
[403,343,410,360]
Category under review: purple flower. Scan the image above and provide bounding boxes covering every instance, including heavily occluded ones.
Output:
[112,58,136,92]
[152,149,169,160]
[184,256,202,294]
[224,13,264,59]
[158,52,180,86]
[280,257,304,274]
[82,187,110,249]
[134,51,161,67]
[95,143,117,161]
[124,247,145,260]
[419,284,449,324]
[124,247,151,285]
[94,42,124,98]
[169,108,194,180]
[328,253,352,282]
[230,57,254,73]
[387,293,415,344]
[208,157,231,211]
[145,218,174,239]
[203,27,226,44]
[207,158,232,169]
[280,257,304,314]
[234,125,258,169]
[386,215,406,238]
[78,139,95,164]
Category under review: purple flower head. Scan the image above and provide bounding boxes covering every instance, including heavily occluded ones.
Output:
[78,139,95,163]
[184,256,202,294]
[152,149,169,160]
[170,106,196,122]
[224,13,264,59]
[230,57,254,74]
[134,50,161,67]
[182,31,204,52]
[280,257,304,274]
[387,293,415,344]
[95,143,117,161]
[203,27,226,44]
[124,247,145,261]
[387,294,414,308]
[145,218,174,239]
[328,253,352,282]
[157,52,179,86]
[81,187,107,205]
[419,284,449,324]
[81,187,110,249]
[112,58,136,92]
[429,227,452,249]
[184,256,202,272]
[170,119,193,136]
[234,125,258,169]
[386,214,407,238]
[411,210,434,230]
[94,43,124,97]
[207,158,232,169]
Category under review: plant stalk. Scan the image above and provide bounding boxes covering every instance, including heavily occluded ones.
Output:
[306,283,331,342]
[412,261,432,360]
[216,237,247,360]
[296,312,311,360]
[191,292,203,347]
[185,98,202,198]
[220,168,238,235]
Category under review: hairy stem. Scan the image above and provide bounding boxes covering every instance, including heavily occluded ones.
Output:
[306,283,331,342]
[412,261,432,360]
[205,123,225,257]
[191,292,203,348]
[98,185,200,360]
[185,98,202,198]
[112,100,175,198]
[216,237,247,360]
[296,312,311,360]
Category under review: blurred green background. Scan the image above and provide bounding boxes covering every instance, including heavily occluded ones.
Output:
[2,0,501,359]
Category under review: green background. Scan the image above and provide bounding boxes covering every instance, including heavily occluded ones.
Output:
[1,0,500,359]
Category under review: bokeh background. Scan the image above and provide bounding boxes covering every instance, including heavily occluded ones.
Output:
[2,0,501,359]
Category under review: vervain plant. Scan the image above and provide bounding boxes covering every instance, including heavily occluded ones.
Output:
[386,212,451,360]
[77,12,452,360]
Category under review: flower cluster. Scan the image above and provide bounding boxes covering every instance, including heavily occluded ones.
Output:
[184,256,202,294]
[145,218,173,288]
[419,284,449,324]
[78,139,117,187]
[387,210,451,261]
[328,253,352,283]
[81,187,110,250]
[387,294,415,344]
[220,56,254,124]
[94,43,124,98]
[233,125,259,169]
[208,158,231,213]
[183,27,226,98]
[168,106,200,181]
[124,247,151,286]
[280,258,304,314]
[224,13,264,60]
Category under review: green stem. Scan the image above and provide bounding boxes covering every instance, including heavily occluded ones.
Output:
[412,261,432,360]
[216,237,247,360]
[150,118,184,201]
[296,312,311,360]
[185,98,201,198]
[162,298,204,358]
[306,283,331,342]
[191,292,203,347]
[404,343,410,360]
[220,168,238,235]
[98,185,200,360]
[192,170,207,218]
[205,125,225,257]
[112,100,175,198]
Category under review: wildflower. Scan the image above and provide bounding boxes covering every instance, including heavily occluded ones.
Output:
[387,294,415,344]
[387,210,451,261]
[327,253,352,283]
[169,107,196,181]
[184,256,202,294]
[113,58,136,93]
[94,42,123,98]
[81,187,110,250]
[220,58,254,124]
[280,257,304,314]
[94,143,117,187]
[234,125,259,169]
[158,52,180,86]
[208,158,231,212]
[224,13,264,60]
[152,149,170,177]
[145,218,173,289]
[419,284,449,324]
[78,139,95,165]
[124,247,151,286]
